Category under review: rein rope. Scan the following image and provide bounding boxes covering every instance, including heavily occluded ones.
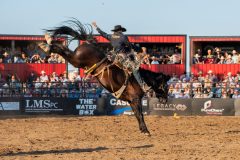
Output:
[85,57,129,98]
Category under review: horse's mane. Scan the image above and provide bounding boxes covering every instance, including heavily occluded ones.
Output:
[47,18,97,44]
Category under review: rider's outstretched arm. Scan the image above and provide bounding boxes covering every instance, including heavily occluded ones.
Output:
[96,27,111,40]
[92,22,111,40]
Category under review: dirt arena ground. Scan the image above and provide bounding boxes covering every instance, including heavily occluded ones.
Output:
[1,115,240,160]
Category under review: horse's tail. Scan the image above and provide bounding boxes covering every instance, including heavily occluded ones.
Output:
[47,18,96,43]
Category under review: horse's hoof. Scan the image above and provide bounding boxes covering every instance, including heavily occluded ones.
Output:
[142,132,151,137]
[141,130,151,137]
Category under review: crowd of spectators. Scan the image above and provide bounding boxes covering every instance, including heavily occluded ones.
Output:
[0,69,240,99]
[167,70,240,99]
[0,44,65,64]
[193,48,240,64]
[99,45,182,64]
[0,70,104,98]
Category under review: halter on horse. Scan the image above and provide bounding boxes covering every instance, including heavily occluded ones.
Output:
[39,19,170,136]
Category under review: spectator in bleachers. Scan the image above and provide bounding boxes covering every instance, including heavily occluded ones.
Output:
[204,87,213,98]
[214,48,222,63]
[221,90,229,98]
[236,72,240,81]
[60,88,68,98]
[232,89,240,98]
[26,43,38,57]
[13,53,23,63]
[150,56,159,64]
[232,50,239,64]
[50,72,59,82]
[218,56,225,64]
[30,53,45,63]
[3,52,12,63]
[34,77,42,93]
[226,72,234,83]
[207,70,218,82]
[21,52,30,63]
[56,54,65,63]
[9,75,21,96]
[225,55,234,64]
[193,88,202,98]
[193,53,201,64]
[48,53,58,63]
[40,70,49,82]
[214,83,222,98]
[171,49,181,64]
[197,71,204,82]
[224,51,229,60]
[24,89,33,97]
[204,49,215,64]
[72,70,81,81]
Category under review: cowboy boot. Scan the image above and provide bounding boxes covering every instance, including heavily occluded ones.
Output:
[37,33,53,54]
[38,42,51,54]
[133,70,151,92]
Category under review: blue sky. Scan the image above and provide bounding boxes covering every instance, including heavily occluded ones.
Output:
[1,0,240,36]
[1,0,239,72]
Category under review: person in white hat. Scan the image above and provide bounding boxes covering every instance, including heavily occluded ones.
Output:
[226,72,234,83]
[3,52,12,63]
[40,70,49,82]
[193,53,201,64]
[151,56,159,64]
[207,70,218,82]
[72,69,81,81]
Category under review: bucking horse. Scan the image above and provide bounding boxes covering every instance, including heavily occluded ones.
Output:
[39,19,170,136]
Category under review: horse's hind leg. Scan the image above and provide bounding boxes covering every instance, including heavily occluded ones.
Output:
[130,97,150,136]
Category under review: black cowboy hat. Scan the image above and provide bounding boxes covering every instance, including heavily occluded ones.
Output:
[111,25,126,32]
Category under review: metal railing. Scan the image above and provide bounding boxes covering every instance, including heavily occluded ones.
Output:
[0,81,239,98]
[0,81,102,98]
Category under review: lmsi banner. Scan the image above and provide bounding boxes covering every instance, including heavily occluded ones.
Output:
[22,98,64,113]
[192,99,234,116]
[148,98,191,116]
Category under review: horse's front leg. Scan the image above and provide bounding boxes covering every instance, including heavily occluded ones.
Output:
[130,97,150,136]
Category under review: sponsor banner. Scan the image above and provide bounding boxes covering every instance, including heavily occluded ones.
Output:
[0,98,21,115]
[75,98,99,116]
[148,98,191,116]
[192,99,234,116]
[22,98,64,113]
[107,96,148,115]
[0,102,19,111]
[234,99,240,116]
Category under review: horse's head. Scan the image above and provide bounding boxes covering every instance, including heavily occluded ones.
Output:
[139,68,170,103]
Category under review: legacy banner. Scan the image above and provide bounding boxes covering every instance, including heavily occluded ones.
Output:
[148,98,191,116]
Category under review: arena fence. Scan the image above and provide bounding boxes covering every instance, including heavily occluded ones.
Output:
[0,81,238,98]
[0,97,238,116]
